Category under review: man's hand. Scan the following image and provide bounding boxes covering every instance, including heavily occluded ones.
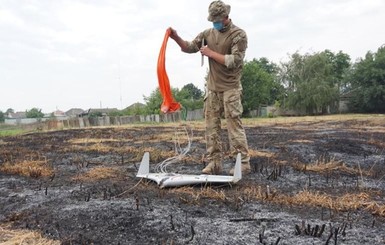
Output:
[168,27,189,52]
[168,27,179,40]
[200,46,213,58]
[200,46,226,65]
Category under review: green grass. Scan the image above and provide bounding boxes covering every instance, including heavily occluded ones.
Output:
[0,124,25,137]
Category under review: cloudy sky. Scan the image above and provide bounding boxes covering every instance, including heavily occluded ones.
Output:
[1,0,384,113]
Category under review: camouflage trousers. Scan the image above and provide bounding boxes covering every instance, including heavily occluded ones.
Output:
[204,88,250,164]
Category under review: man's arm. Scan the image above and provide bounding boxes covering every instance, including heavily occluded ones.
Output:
[169,28,189,52]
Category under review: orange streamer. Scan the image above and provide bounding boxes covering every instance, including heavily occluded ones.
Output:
[157,28,181,113]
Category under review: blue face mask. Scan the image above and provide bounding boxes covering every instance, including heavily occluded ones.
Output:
[213,21,224,31]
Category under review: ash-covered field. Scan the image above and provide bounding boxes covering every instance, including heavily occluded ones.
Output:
[1,115,385,244]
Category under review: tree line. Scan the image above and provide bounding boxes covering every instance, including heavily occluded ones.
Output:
[140,44,384,116]
[1,45,384,122]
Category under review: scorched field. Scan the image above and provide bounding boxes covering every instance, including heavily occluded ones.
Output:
[1,114,385,244]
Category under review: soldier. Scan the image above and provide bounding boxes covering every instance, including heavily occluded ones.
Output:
[169,0,251,175]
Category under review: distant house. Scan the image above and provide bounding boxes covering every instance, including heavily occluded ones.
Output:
[7,111,26,119]
[4,111,27,124]
[52,110,68,120]
[66,108,84,118]
[5,111,40,125]
[125,102,145,110]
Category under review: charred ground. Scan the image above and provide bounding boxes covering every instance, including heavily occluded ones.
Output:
[1,115,385,244]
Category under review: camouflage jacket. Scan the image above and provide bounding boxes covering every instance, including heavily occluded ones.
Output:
[185,20,248,92]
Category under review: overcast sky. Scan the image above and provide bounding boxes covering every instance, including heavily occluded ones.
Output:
[1,0,384,113]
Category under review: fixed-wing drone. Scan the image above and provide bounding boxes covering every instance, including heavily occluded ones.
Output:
[136,152,242,188]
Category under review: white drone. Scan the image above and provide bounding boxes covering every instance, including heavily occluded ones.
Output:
[136,152,242,188]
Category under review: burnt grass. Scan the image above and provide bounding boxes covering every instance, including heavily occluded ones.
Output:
[1,116,385,244]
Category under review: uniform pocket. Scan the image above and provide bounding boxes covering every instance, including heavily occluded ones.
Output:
[224,89,243,118]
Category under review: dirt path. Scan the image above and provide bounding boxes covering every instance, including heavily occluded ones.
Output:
[1,115,385,244]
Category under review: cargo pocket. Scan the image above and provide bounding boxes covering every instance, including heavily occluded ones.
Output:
[224,89,243,118]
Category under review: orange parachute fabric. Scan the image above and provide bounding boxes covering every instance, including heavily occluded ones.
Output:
[157,28,181,113]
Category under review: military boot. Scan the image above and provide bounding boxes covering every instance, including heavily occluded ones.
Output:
[229,162,251,175]
[202,161,222,175]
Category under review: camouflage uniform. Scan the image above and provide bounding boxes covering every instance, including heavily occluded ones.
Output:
[183,0,250,174]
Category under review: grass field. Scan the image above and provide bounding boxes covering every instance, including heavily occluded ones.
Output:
[0,124,25,137]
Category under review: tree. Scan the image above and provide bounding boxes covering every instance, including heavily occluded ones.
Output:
[322,50,351,93]
[122,103,146,116]
[144,84,204,114]
[108,110,125,117]
[6,108,14,115]
[26,108,44,118]
[348,45,385,113]
[179,83,203,100]
[241,58,283,115]
[143,87,167,114]
[88,111,103,118]
[0,111,4,123]
[280,50,350,114]
[175,83,204,110]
